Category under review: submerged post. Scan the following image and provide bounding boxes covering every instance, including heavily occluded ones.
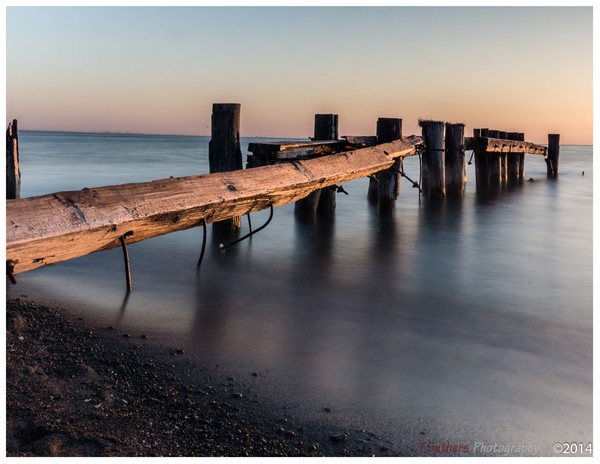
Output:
[6,119,20,200]
[547,134,560,177]
[315,114,339,215]
[373,118,402,211]
[487,130,501,187]
[209,103,243,231]
[445,123,466,196]
[517,133,525,180]
[295,114,339,218]
[506,132,520,183]
[419,120,445,199]
[474,128,489,190]
[498,130,508,183]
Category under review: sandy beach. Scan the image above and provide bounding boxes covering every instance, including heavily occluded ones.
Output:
[6,297,404,457]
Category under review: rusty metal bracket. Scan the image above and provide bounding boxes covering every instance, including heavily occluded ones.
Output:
[119,232,134,292]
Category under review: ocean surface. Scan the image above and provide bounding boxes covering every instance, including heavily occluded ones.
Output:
[7,131,593,456]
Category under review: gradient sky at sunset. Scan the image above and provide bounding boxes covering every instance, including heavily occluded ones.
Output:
[5,6,593,144]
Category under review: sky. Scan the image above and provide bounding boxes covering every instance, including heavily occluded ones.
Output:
[4,5,593,144]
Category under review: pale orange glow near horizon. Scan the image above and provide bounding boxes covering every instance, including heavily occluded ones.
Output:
[6,7,593,145]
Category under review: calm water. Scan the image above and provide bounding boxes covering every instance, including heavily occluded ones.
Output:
[7,131,593,456]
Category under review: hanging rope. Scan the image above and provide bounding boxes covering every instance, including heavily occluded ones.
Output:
[196,218,208,270]
[219,203,274,252]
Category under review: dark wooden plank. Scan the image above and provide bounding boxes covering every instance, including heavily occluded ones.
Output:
[341,135,377,147]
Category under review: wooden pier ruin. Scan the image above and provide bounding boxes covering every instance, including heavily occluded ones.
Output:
[6,106,559,286]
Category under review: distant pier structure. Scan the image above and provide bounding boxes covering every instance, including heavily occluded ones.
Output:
[6,104,559,289]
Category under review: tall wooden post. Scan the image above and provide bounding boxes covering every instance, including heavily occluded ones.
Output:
[547,134,560,177]
[517,133,525,181]
[487,130,501,186]
[315,114,339,215]
[506,132,520,183]
[474,128,489,190]
[445,123,466,196]
[499,132,508,184]
[209,103,243,231]
[294,114,338,218]
[420,120,445,199]
[314,114,338,140]
[373,118,402,211]
[6,119,20,200]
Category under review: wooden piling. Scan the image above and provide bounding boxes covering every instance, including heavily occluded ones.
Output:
[499,131,508,183]
[474,128,489,190]
[445,123,466,196]
[419,120,445,199]
[296,114,339,217]
[209,103,243,231]
[6,119,20,200]
[547,134,560,177]
[315,114,339,215]
[517,133,525,180]
[486,130,501,186]
[506,132,520,183]
[314,114,338,140]
[373,118,402,211]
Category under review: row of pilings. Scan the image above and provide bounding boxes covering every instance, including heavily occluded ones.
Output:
[206,104,560,228]
[6,105,559,223]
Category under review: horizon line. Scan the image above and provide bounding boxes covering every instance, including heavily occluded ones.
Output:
[18,128,591,147]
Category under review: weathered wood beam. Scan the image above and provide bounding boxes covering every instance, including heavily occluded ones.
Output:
[7,137,422,275]
[464,137,547,155]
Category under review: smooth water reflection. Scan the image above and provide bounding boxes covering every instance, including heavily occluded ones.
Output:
[8,135,592,454]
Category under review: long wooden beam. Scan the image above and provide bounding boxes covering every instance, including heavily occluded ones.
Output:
[464,137,547,155]
[7,136,422,275]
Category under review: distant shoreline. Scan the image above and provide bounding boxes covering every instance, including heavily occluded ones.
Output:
[19,130,591,147]
[20,129,309,141]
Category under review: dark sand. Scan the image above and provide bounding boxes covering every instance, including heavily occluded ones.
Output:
[6,298,407,457]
